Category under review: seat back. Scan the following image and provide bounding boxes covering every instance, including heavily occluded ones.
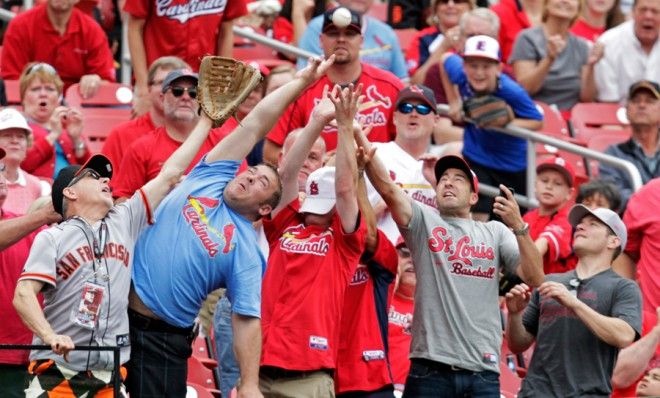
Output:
[65,83,133,108]
[570,102,630,142]
[80,107,131,153]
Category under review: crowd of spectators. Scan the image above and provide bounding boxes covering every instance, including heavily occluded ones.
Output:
[0,0,659,396]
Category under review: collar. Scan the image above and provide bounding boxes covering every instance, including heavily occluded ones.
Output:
[6,168,27,187]
[39,4,82,36]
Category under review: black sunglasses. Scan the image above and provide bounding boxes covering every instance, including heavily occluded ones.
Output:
[68,168,102,188]
[397,102,434,115]
[168,86,197,99]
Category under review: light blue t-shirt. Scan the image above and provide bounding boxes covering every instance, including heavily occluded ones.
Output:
[444,54,543,172]
[53,142,69,179]
[132,158,265,328]
[297,15,409,80]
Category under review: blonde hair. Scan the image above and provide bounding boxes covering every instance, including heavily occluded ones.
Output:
[428,0,476,28]
[542,0,583,26]
[19,63,64,101]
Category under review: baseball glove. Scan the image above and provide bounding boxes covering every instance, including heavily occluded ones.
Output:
[197,56,263,126]
[463,95,514,128]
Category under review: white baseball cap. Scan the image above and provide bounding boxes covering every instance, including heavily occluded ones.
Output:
[300,166,337,215]
[568,204,627,249]
[0,108,32,135]
[463,35,501,62]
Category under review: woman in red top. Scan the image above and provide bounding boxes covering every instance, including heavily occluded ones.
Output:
[570,0,625,42]
[491,0,543,63]
[19,63,90,181]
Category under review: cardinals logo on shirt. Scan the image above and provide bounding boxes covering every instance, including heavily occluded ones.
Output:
[313,85,390,133]
[156,0,228,24]
[183,195,236,257]
[427,226,497,279]
[279,223,332,256]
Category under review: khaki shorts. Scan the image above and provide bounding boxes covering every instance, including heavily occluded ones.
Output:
[259,367,335,398]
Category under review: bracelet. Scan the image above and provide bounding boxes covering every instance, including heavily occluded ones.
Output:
[75,141,85,151]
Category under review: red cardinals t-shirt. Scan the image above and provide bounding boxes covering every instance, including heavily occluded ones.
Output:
[388,289,414,389]
[267,63,403,151]
[123,0,247,71]
[523,204,575,275]
[335,230,397,393]
[261,200,366,371]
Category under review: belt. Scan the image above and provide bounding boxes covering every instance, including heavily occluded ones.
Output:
[412,358,470,372]
[260,366,332,379]
[128,308,194,336]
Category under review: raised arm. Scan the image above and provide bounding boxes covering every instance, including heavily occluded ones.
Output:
[355,125,413,228]
[612,307,660,389]
[127,15,150,116]
[0,203,61,250]
[330,84,361,233]
[139,116,213,210]
[274,85,336,216]
[206,56,335,163]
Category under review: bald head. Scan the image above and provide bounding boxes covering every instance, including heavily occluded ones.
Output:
[280,129,327,192]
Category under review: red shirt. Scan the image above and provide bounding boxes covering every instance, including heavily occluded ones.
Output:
[1,4,116,88]
[387,288,414,388]
[405,26,441,76]
[266,63,403,151]
[102,112,156,185]
[491,0,532,63]
[0,210,43,365]
[570,18,605,43]
[271,16,293,45]
[123,0,247,71]
[112,125,244,198]
[21,123,91,181]
[261,200,366,371]
[611,310,660,398]
[623,178,660,311]
[523,204,575,275]
[335,230,397,393]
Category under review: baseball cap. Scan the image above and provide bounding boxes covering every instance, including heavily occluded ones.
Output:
[395,85,438,112]
[434,155,479,194]
[161,69,199,93]
[300,166,337,215]
[0,108,32,135]
[628,80,660,100]
[51,154,113,217]
[568,204,627,249]
[537,156,575,187]
[322,7,362,34]
[463,35,501,62]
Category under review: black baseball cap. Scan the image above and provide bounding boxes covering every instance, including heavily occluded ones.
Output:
[161,69,199,93]
[434,155,479,193]
[52,154,113,217]
[395,84,438,112]
[322,7,362,34]
[628,80,660,100]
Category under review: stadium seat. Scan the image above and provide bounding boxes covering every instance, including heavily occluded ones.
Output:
[80,107,131,153]
[187,356,221,396]
[186,382,216,398]
[191,335,218,369]
[65,82,133,108]
[570,102,631,143]
[535,101,569,138]
[585,130,632,177]
[5,80,21,105]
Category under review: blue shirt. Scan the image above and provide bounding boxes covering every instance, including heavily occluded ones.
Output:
[53,142,69,179]
[444,54,542,172]
[297,15,409,80]
[132,158,265,327]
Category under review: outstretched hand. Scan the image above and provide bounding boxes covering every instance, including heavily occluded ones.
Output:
[311,85,338,125]
[296,55,336,85]
[492,185,525,230]
[328,83,363,128]
[356,145,377,173]
[505,283,531,314]
[419,153,439,187]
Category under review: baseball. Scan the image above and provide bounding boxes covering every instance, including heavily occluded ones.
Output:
[332,7,352,29]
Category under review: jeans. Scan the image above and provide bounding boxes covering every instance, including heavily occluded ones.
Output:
[403,359,500,398]
[214,296,240,398]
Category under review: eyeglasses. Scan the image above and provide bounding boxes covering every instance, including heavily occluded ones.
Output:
[397,102,434,115]
[67,168,101,188]
[168,86,197,99]
[26,63,58,76]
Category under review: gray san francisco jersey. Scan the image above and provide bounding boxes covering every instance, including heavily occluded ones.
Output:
[400,202,520,373]
[19,192,150,371]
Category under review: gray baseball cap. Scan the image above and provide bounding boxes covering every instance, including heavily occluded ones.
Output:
[568,204,627,249]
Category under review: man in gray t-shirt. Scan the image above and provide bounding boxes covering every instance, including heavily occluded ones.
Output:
[358,130,545,397]
[506,205,642,397]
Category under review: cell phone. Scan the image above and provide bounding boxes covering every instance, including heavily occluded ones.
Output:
[490,186,515,223]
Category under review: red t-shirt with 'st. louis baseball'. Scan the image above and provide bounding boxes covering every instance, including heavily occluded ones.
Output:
[261,200,366,371]
[123,0,247,71]
[266,63,403,151]
[388,288,414,390]
[335,230,398,393]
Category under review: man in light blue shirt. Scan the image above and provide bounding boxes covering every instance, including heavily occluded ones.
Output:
[297,0,409,80]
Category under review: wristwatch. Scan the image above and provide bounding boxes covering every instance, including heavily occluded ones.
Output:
[513,223,529,236]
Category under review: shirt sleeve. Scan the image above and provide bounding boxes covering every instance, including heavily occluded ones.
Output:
[123,0,149,18]
[18,230,58,287]
[223,0,248,21]
[611,278,643,340]
[623,189,645,256]
[363,229,398,276]
[0,16,29,80]
[495,221,521,276]
[111,189,153,239]
[443,54,466,86]
[539,218,572,262]
[499,75,543,120]
[522,289,541,336]
[508,29,540,63]
[226,257,263,318]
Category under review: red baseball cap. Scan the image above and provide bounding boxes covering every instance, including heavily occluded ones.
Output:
[537,156,575,187]
[434,155,479,194]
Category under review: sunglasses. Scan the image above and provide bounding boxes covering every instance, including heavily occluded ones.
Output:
[67,168,102,188]
[168,86,197,99]
[397,102,434,115]
[26,63,58,76]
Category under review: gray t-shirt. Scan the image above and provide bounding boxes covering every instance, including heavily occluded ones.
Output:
[509,26,590,110]
[400,202,520,373]
[519,269,642,397]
